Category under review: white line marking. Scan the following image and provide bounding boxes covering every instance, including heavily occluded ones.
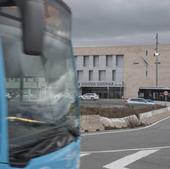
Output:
[103,149,159,169]
[81,145,170,155]
[80,153,90,157]
[82,116,170,136]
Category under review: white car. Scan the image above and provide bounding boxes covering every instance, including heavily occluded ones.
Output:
[79,93,99,100]
[126,98,155,105]
[5,92,12,99]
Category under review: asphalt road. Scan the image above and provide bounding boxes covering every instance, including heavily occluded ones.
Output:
[80,99,125,108]
[80,117,170,169]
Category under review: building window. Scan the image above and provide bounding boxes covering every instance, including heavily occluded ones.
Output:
[93,55,99,67]
[15,78,19,82]
[83,55,89,67]
[99,70,106,81]
[77,70,83,81]
[10,78,15,81]
[89,70,93,81]
[112,70,116,81]
[24,78,28,82]
[106,55,113,67]
[74,55,77,67]
[116,55,123,67]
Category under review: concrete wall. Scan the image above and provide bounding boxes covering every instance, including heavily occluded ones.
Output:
[75,51,124,87]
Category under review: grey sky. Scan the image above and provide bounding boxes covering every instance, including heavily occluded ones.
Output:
[64,0,170,47]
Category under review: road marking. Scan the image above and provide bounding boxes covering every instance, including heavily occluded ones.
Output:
[80,153,90,157]
[103,149,159,169]
[82,116,170,136]
[81,145,170,155]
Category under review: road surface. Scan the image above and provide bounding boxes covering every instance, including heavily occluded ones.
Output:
[80,117,170,169]
[80,99,125,108]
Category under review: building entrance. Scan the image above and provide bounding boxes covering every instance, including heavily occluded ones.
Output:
[139,88,170,101]
[82,87,123,99]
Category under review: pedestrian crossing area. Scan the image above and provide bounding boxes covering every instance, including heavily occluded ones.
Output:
[80,153,90,157]
[80,148,170,169]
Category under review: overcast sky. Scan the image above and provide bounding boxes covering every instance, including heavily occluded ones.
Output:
[64,0,170,47]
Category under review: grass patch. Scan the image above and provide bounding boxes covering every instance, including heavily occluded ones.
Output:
[80,105,165,118]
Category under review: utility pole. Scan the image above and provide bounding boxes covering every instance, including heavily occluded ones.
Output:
[154,33,160,88]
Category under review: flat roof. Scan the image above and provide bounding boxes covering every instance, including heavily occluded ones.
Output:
[139,87,170,90]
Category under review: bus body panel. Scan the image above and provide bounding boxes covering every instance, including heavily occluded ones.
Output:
[0,39,9,163]
[0,139,80,169]
[0,1,80,168]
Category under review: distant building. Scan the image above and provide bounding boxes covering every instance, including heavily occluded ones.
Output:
[74,44,170,100]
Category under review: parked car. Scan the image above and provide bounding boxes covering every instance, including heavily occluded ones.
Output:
[125,98,155,105]
[79,93,99,100]
[145,99,155,103]
[5,92,12,99]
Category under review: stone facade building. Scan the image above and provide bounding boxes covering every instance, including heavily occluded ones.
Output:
[74,44,170,100]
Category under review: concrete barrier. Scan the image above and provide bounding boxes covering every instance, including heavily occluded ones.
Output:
[100,115,139,129]
[139,107,170,125]
[80,115,104,132]
[80,107,170,132]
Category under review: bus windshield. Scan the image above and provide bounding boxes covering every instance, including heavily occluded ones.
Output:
[0,0,79,166]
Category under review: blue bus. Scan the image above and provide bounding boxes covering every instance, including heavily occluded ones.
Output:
[0,0,80,169]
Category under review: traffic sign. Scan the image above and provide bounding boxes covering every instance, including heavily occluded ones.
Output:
[164,91,168,96]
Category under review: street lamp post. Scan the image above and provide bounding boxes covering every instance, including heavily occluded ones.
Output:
[154,33,160,88]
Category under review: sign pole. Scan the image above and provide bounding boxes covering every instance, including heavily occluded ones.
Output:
[164,91,168,106]
[165,95,167,106]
